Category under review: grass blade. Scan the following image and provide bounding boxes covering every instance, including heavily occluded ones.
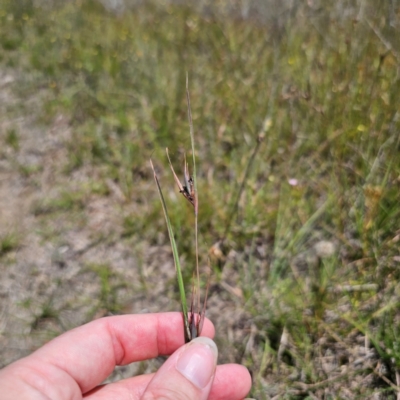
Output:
[149,159,190,342]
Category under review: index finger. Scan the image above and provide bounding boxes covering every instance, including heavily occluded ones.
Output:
[21,312,215,394]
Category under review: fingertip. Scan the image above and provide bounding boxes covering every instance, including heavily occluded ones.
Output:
[201,317,215,339]
[142,336,218,399]
[210,363,252,400]
[176,337,218,389]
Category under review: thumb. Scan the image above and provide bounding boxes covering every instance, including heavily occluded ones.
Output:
[141,337,218,400]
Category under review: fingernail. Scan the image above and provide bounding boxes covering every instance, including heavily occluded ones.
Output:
[176,337,218,389]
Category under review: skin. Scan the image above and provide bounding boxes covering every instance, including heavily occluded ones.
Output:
[0,312,252,400]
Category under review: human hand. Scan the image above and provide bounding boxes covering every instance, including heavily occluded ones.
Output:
[0,312,251,399]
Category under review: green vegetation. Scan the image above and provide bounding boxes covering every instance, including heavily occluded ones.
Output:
[87,263,127,314]
[4,127,19,150]
[1,0,399,397]
[0,232,19,256]
[32,190,86,215]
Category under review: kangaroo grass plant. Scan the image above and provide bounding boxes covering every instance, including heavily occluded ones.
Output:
[150,78,208,343]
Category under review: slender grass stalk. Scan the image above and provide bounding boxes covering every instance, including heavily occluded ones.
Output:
[149,159,190,342]
[151,77,208,342]
[186,74,201,338]
[222,130,265,239]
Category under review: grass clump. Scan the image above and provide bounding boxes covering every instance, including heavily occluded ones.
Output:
[32,190,86,216]
[4,128,19,151]
[0,233,19,256]
[87,263,126,314]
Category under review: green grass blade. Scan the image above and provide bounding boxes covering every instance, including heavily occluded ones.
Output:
[150,160,190,342]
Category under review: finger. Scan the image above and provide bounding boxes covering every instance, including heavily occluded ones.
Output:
[141,337,218,400]
[85,364,251,400]
[0,313,214,397]
[208,364,252,400]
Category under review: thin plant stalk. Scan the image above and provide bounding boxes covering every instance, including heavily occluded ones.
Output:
[186,74,201,336]
[149,159,191,342]
[223,125,266,239]
[152,77,208,342]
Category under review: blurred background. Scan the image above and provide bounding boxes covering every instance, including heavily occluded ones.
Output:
[0,0,400,398]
